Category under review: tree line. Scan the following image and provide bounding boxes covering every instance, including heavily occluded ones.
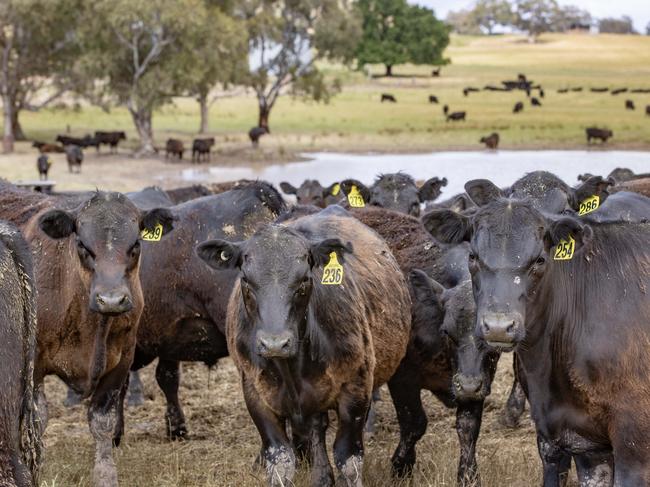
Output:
[0,0,449,154]
[447,0,642,38]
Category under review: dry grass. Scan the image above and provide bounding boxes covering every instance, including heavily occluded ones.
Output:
[39,357,567,487]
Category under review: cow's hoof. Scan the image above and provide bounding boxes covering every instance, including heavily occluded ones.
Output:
[391,456,414,478]
[167,424,188,441]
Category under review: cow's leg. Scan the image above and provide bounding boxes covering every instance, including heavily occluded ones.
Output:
[243,377,295,487]
[65,386,83,407]
[574,451,613,487]
[501,353,526,428]
[456,400,484,487]
[333,386,370,487]
[88,362,130,487]
[127,370,145,407]
[388,371,427,477]
[155,359,187,440]
[113,372,129,447]
[35,383,48,437]
[537,434,571,487]
[364,388,380,435]
[292,413,333,487]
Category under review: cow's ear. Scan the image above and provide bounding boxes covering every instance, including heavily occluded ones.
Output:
[323,182,340,198]
[577,172,593,183]
[544,217,594,255]
[310,238,353,267]
[340,179,371,202]
[409,269,445,307]
[465,179,504,207]
[141,208,176,236]
[419,177,448,202]
[422,210,472,244]
[447,193,474,213]
[280,182,298,195]
[572,176,614,210]
[39,209,76,239]
[196,239,243,270]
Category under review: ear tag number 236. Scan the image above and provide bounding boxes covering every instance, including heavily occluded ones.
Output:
[141,223,163,242]
[321,252,344,285]
[553,235,575,261]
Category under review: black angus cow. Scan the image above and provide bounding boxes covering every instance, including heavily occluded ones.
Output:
[557,88,569,94]
[381,93,397,103]
[531,97,542,106]
[191,137,215,163]
[513,101,524,113]
[571,87,583,92]
[575,191,650,223]
[425,185,650,486]
[196,207,411,486]
[249,126,269,147]
[432,67,441,77]
[0,222,42,487]
[625,100,635,110]
[443,104,449,115]
[37,155,51,180]
[539,88,545,98]
[586,127,613,143]
[165,139,184,160]
[590,87,609,92]
[339,173,448,216]
[64,145,83,173]
[56,134,87,146]
[463,87,480,96]
[447,111,466,122]
[646,105,650,116]
[611,88,628,95]
[480,132,499,149]
[429,95,439,104]
[95,131,126,153]
[578,168,650,185]
[280,180,342,207]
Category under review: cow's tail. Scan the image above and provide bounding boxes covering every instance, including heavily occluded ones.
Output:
[0,222,42,483]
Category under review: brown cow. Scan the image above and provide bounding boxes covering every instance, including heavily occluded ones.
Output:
[0,182,174,487]
[165,139,184,160]
[480,132,499,149]
[197,206,411,487]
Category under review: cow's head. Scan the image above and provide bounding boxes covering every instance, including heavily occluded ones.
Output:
[38,192,175,316]
[410,270,497,400]
[423,187,593,352]
[341,174,447,216]
[280,180,340,208]
[196,224,352,359]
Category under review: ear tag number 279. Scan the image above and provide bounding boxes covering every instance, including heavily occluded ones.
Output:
[321,252,343,285]
[553,235,575,261]
[579,195,600,216]
[141,223,163,242]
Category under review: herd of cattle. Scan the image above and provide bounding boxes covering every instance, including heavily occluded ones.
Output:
[2,165,650,487]
[381,73,649,149]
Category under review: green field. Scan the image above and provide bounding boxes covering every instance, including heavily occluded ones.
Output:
[16,33,650,156]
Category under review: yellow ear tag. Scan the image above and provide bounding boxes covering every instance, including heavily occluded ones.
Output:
[331,183,341,196]
[321,252,343,285]
[579,195,600,215]
[141,223,163,242]
[553,235,575,261]
[348,185,365,208]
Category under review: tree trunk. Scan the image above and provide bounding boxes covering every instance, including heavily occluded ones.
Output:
[258,100,271,130]
[11,107,25,141]
[2,94,14,153]
[385,65,393,77]
[198,92,209,134]
[129,107,155,155]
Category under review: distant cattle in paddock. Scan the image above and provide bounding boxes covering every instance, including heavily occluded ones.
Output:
[165,138,184,159]
[586,127,613,143]
[590,87,609,93]
[55,134,87,147]
[513,101,524,113]
[443,104,449,115]
[64,145,83,173]
[280,180,342,207]
[196,208,411,487]
[248,126,269,147]
[480,132,499,149]
[94,131,126,153]
[191,137,215,163]
[484,85,507,92]
[517,73,527,82]
[32,141,64,153]
[539,88,545,98]
[625,100,635,110]
[37,155,52,180]
[631,88,650,93]
[431,67,441,77]
[557,88,569,93]
[646,105,650,116]
[571,86,583,92]
[463,87,480,96]
[428,95,439,104]
[381,93,397,103]
[531,97,542,106]
[447,111,466,122]
[339,173,447,216]
[611,88,628,95]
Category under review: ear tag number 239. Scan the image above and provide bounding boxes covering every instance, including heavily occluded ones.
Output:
[579,195,600,216]
[321,252,344,285]
[553,235,575,261]
[141,223,163,242]
[348,185,365,208]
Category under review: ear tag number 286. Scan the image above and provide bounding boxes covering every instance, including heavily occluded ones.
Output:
[348,185,365,208]
[553,235,575,261]
[579,195,600,216]
[321,252,343,285]
[141,223,163,242]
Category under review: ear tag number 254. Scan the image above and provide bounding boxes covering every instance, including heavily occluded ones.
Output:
[321,252,343,285]
[579,195,600,216]
[553,235,575,261]
[141,223,163,242]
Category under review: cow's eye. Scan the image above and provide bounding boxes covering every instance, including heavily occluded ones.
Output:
[535,256,546,266]
[295,278,310,296]
[77,240,94,259]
